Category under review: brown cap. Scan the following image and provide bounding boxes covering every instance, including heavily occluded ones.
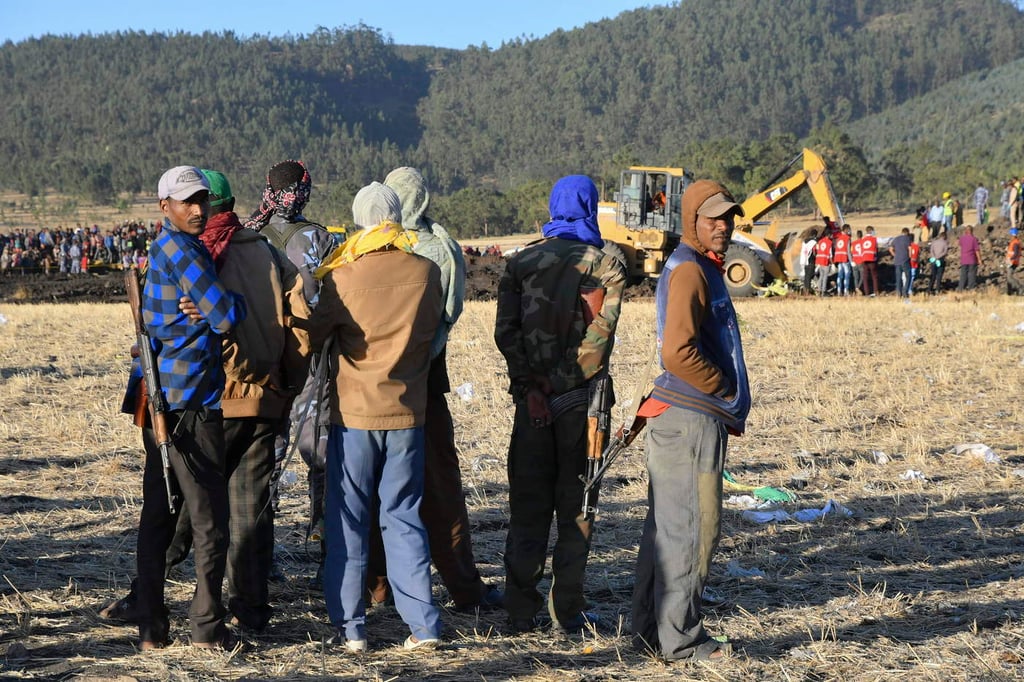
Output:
[696,191,744,218]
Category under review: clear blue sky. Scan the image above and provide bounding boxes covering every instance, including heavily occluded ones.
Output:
[2,1,666,49]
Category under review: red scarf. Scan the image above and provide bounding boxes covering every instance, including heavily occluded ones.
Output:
[199,211,243,271]
[706,250,725,274]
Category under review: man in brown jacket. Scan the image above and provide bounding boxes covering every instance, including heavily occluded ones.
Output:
[311,182,443,653]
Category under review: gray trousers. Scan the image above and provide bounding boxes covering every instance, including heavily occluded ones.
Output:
[631,407,726,660]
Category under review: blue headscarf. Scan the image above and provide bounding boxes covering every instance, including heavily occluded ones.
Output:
[542,175,604,248]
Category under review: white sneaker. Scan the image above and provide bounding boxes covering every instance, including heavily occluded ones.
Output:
[403,635,439,651]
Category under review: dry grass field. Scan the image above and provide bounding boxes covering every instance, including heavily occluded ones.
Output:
[2,293,1024,681]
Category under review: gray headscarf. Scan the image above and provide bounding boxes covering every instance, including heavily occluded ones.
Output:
[352,182,402,229]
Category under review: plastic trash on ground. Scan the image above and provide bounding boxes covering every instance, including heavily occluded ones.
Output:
[954,443,1001,464]
[900,469,927,481]
[454,382,475,402]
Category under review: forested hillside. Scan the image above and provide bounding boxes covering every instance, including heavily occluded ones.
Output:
[1,0,1023,232]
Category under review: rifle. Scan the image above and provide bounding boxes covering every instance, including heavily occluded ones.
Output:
[580,373,613,520]
[124,269,178,515]
[580,343,661,521]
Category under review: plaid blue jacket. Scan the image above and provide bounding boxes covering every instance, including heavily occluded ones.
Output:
[142,223,246,410]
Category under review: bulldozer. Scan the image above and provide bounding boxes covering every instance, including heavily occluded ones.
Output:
[597,148,844,297]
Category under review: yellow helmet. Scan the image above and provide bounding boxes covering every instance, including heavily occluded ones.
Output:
[942,191,951,199]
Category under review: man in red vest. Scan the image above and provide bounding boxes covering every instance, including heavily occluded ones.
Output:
[908,234,921,295]
[850,229,864,295]
[813,231,833,296]
[861,226,879,297]
[833,226,852,296]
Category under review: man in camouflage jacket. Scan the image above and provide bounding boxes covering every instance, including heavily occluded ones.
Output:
[494,175,626,633]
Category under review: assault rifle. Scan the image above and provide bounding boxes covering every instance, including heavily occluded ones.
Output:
[580,373,613,520]
[581,413,646,521]
[124,269,178,514]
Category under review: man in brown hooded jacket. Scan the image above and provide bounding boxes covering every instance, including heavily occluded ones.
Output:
[631,179,751,662]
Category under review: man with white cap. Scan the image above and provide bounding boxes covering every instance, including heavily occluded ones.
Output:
[630,179,751,662]
[310,182,443,653]
[132,165,246,650]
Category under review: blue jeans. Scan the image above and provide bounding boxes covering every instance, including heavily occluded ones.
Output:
[894,262,911,297]
[323,425,440,642]
[836,262,852,295]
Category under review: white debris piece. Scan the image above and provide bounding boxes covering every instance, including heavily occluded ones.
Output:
[0,313,7,325]
[871,450,890,464]
[724,559,766,578]
[454,382,475,402]
[954,443,1001,464]
[278,470,298,487]
[900,469,927,482]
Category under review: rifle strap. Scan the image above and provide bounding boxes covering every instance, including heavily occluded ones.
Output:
[262,220,315,252]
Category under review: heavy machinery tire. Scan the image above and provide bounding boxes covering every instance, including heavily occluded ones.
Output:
[724,243,766,297]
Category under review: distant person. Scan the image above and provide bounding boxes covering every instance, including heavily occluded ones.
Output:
[861,226,879,296]
[1000,181,1012,222]
[832,224,852,296]
[927,230,948,295]
[889,227,912,299]
[813,229,832,296]
[957,225,982,291]
[972,183,989,225]
[849,228,864,294]
[927,199,943,239]
[1006,228,1022,295]
[942,192,955,234]
[908,233,921,294]
[799,229,817,296]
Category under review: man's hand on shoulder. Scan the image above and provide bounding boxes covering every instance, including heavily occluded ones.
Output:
[179,296,204,322]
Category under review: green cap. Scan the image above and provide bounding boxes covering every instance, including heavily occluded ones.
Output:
[199,169,233,207]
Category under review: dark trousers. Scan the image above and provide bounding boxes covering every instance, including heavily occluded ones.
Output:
[894,262,911,297]
[367,350,486,608]
[862,261,879,295]
[928,260,945,293]
[503,402,591,623]
[852,264,863,293]
[631,407,726,660]
[958,264,978,291]
[223,418,277,629]
[136,410,228,644]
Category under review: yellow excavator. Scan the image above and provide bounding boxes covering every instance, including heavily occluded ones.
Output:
[597,148,843,297]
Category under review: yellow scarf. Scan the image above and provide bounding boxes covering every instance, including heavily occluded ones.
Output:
[314,221,418,279]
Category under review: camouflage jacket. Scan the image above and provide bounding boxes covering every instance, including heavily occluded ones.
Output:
[494,237,626,396]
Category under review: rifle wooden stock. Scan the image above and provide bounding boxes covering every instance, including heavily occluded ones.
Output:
[580,415,647,521]
[124,270,178,515]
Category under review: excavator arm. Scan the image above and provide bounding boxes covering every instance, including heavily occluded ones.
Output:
[737,148,844,229]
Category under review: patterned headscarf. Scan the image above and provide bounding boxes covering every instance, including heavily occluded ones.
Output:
[244,160,312,230]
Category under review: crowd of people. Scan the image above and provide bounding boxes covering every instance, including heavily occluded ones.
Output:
[0,221,158,274]
[797,179,1024,297]
[94,160,745,665]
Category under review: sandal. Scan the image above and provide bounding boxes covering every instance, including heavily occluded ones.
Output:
[691,637,732,661]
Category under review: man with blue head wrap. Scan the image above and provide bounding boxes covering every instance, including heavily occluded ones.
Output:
[494,174,626,633]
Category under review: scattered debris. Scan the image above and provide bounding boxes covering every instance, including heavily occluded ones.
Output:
[900,469,927,482]
[454,382,475,402]
[871,450,890,464]
[954,443,1001,464]
[724,559,766,578]
[277,470,298,487]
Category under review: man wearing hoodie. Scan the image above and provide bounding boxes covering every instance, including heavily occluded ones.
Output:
[630,179,750,663]
[361,167,501,612]
[311,182,443,653]
[494,175,626,634]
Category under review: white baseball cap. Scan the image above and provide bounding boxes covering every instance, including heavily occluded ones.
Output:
[157,166,210,201]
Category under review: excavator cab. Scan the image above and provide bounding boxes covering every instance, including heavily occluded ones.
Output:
[613,168,689,234]
[598,166,693,281]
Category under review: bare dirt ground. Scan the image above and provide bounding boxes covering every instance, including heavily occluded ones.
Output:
[1,292,1023,681]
